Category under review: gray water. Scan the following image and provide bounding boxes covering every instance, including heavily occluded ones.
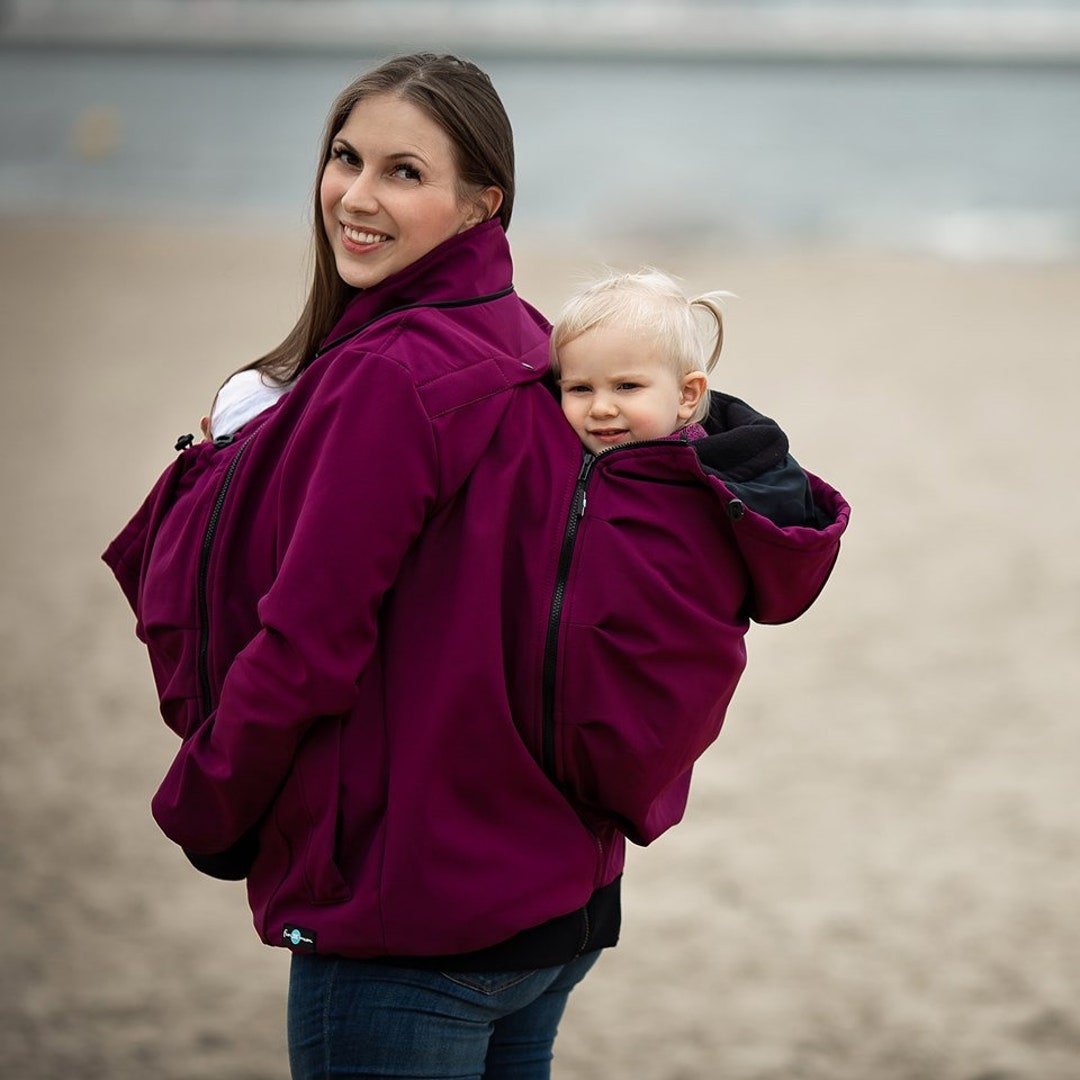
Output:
[2,46,1078,258]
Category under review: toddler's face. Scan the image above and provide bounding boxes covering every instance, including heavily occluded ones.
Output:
[556,324,703,455]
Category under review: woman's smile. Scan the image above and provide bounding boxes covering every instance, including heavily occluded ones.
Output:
[340,224,393,251]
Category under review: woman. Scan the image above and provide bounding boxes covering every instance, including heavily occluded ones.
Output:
[105,53,849,1078]
[107,53,618,1078]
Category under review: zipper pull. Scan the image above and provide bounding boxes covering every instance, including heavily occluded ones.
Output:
[575,451,595,518]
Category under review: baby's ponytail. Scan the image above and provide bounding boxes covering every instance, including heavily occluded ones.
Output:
[689,291,736,375]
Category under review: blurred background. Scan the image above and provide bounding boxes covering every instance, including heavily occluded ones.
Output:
[2,3,1079,1079]
[2,0,1079,256]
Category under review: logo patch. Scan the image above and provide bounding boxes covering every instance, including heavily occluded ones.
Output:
[282,924,317,953]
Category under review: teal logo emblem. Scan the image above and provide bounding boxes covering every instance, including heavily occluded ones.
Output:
[282,924,317,953]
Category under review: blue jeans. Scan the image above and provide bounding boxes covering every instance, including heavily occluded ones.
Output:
[288,951,601,1080]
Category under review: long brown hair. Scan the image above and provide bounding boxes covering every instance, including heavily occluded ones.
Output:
[252,53,516,384]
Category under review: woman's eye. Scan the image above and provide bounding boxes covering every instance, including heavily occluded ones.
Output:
[390,163,422,181]
[330,145,359,168]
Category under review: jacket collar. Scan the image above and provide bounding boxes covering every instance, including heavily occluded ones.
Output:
[320,219,513,351]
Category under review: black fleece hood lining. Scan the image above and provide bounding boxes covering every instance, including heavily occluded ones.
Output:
[694,391,790,483]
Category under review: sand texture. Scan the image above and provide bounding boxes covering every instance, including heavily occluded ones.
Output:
[1,219,1078,1079]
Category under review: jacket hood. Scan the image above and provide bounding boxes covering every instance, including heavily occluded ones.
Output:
[695,391,789,482]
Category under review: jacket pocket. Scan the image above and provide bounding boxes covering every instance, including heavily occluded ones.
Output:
[183,825,259,881]
[292,717,352,904]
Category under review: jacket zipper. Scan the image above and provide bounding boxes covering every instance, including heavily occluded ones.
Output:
[541,451,608,910]
[196,436,254,716]
[541,450,596,780]
[539,435,703,782]
[540,437,695,781]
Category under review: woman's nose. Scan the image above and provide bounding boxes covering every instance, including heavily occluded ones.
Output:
[341,173,378,214]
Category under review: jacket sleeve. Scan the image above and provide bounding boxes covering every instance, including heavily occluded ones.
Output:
[151,353,439,853]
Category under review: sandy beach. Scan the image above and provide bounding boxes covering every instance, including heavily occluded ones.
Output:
[1,217,1078,1079]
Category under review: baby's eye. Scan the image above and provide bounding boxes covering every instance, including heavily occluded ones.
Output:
[390,163,422,181]
[563,384,591,394]
[616,382,642,391]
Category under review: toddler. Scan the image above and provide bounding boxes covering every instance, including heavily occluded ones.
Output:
[550,269,729,455]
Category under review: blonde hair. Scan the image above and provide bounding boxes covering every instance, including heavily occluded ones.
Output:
[550,269,731,424]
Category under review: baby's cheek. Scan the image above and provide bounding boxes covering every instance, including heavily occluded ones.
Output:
[634,415,668,440]
[561,402,583,432]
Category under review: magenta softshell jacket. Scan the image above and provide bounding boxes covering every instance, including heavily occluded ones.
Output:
[104,220,850,960]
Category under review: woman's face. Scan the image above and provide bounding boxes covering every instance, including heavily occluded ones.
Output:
[320,94,494,290]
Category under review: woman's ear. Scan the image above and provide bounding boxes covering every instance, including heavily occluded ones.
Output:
[677,371,709,420]
[464,186,503,228]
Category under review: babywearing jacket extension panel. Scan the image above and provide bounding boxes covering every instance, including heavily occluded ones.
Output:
[189,432,260,878]
[542,429,847,848]
[103,220,850,962]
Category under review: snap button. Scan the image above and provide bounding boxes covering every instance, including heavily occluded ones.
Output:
[727,498,745,521]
